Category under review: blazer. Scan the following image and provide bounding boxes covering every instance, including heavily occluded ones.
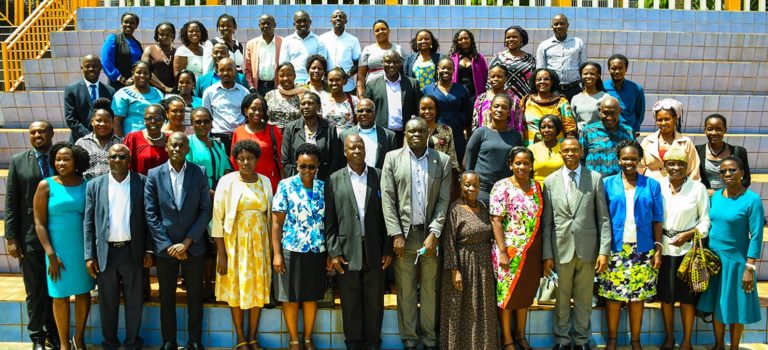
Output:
[144,161,212,258]
[211,172,273,238]
[83,172,151,271]
[244,35,283,89]
[64,79,116,142]
[639,131,700,181]
[363,75,422,131]
[281,117,345,181]
[4,150,45,252]
[403,52,442,81]
[695,143,751,189]
[340,125,397,169]
[325,166,393,271]
[380,147,452,238]
[603,173,664,253]
[541,166,612,264]
[450,52,488,97]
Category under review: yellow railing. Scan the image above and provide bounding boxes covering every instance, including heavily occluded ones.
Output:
[1,0,83,91]
[0,0,45,27]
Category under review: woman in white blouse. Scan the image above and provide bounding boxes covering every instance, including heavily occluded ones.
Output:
[174,20,208,77]
[657,147,710,350]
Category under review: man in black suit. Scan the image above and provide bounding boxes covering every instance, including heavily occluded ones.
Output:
[325,134,393,350]
[4,121,59,350]
[84,144,153,350]
[64,55,116,142]
[145,132,212,350]
[340,99,398,170]
[364,50,422,144]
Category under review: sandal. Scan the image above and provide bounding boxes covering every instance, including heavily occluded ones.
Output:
[248,339,264,350]
[304,339,317,350]
[503,343,516,350]
[605,337,617,350]
[630,340,643,350]
[513,336,534,350]
[234,341,249,350]
[288,340,301,350]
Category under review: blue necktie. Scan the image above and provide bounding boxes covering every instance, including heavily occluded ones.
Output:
[89,84,97,103]
[40,154,50,178]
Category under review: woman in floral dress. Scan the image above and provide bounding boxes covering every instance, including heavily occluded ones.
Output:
[265,63,307,130]
[419,95,460,173]
[489,146,543,350]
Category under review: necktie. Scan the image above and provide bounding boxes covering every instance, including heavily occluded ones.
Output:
[567,170,578,209]
[40,154,51,178]
[89,84,97,103]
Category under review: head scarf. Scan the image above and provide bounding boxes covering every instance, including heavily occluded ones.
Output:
[663,147,688,163]
[652,98,684,132]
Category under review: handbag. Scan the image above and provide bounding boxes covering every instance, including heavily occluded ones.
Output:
[677,230,721,293]
[537,273,558,305]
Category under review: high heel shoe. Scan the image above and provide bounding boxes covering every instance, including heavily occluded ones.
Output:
[513,336,534,350]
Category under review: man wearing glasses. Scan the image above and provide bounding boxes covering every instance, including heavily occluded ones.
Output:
[340,99,397,169]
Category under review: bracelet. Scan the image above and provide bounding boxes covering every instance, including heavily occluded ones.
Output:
[745,263,757,271]
[654,242,663,253]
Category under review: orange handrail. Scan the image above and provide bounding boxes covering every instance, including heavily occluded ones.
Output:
[1,0,81,91]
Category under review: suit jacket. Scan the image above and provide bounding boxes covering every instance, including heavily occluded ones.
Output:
[83,172,150,271]
[340,125,397,169]
[695,143,751,189]
[364,75,422,131]
[4,150,45,252]
[244,35,283,89]
[380,147,452,238]
[281,117,345,181]
[144,161,212,258]
[325,166,393,271]
[541,166,611,264]
[64,79,116,142]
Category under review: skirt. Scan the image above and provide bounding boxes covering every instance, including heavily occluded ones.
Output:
[275,250,327,302]
[597,242,657,302]
[657,254,699,305]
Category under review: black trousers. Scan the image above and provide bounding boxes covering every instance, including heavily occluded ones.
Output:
[560,81,582,102]
[211,132,233,157]
[337,247,385,350]
[97,245,144,350]
[156,254,204,344]
[19,250,57,344]
[256,80,276,97]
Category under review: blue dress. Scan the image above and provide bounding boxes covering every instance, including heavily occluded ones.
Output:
[697,189,764,324]
[423,83,473,161]
[45,178,95,298]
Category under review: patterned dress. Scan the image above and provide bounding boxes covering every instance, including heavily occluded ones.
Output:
[75,133,123,180]
[472,89,524,134]
[520,94,575,146]
[319,91,358,133]
[265,90,302,130]
[489,178,543,309]
[427,123,460,172]
[488,51,536,100]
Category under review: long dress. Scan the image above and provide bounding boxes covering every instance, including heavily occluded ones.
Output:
[697,189,764,324]
[489,177,543,309]
[45,178,95,298]
[439,201,499,350]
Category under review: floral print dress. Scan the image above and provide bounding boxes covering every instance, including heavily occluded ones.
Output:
[427,123,460,172]
[265,90,302,130]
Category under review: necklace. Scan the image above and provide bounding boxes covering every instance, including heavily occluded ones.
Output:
[670,178,687,194]
[157,44,173,65]
[707,142,727,158]
[462,197,479,209]
[145,131,165,142]
[723,186,746,199]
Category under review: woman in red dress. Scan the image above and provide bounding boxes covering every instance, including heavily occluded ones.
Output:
[231,93,283,193]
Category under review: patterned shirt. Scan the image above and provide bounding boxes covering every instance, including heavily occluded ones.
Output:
[75,132,123,180]
[579,121,635,177]
[272,175,326,253]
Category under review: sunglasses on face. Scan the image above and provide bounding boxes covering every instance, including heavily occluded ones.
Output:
[109,154,129,160]
[719,168,738,175]
[298,164,318,170]
[356,108,374,114]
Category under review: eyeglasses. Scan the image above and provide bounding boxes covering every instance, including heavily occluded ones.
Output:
[193,119,212,125]
[719,168,738,175]
[356,108,374,114]
[109,154,129,160]
[298,164,318,170]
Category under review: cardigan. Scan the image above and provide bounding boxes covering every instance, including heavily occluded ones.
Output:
[695,143,751,189]
[186,134,232,189]
[450,52,488,98]
[211,172,272,237]
[603,173,664,253]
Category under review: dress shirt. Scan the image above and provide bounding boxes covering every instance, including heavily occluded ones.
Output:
[658,177,711,257]
[169,162,187,209]
[561,165,582,196]
[408,147,429,226]
[107,173,132,242]
[320,31,362,92]
[385,75,404,131]
[348,166,368,237]
[603,79,646,133]
[357,126,378,168]
[279,31,328,84]
[84,78,100,101]
[202,81,249,134]
[257,39,277,81]
[535,35,586,85]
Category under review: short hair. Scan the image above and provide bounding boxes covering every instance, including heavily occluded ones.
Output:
[410,29,440,54]
[459,170,480,182]
[232,140,262,160]
[383,49,403,62]
[372,19,389,29]
[32,120,54,133]
[419,95,441,116]
[615,139,644,160]
[705,113,728,128]
[449,29,478,59]
[179,21,208,46]
[488,63,511,77]
[721,155,744,171]
[145,103,166,116]
[301,91,321,106]
[49,142,90,178]
[608,54,629,68]
[538,114,564,134]
[491,94,512,107]
[161,94,185,112]
[130,60,152,75]
[327,67,348,80]
[277,62,296,74]
[305,54,328,74]
[294,143,321,161]
[528,68,561,94]
[217,13,238,30]
[175,69,197,86]
[120,12,139,25]
[153,22,176,42]
[190,107,212,121]
[561,136,581,148]
[507,146,535,163]
[504,25,529,47]
[92,97,114,117]
[579,61,604,91]
[240,92,267,116]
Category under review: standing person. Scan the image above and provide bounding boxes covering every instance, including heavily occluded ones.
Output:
[598,140,664,350]
[490,147,543,350]
[364,50,422,141]
[265,63,307,130]
[535,14,586,101]
[696,114,751,196]
[244,14,283,96]
[340,98,397,170]
[657,148,711,350]
[160,95,193,135]
[202,57,249,153]
[489,25,536,101]
[571,62,606,130]
[423,58,473,161]
[232,93,283,193]
[123,104,169,175]
[381,118,453,350]
[212,140,273,350]
[320,68,359,133]
[449,29,487,100]
[320,10,361,94]
[202,14,245,75]
[472,64,523,134]
[64,55,116,142]
[440,171,498,350]
[111,61,164,137]
[527,115,564,183]
[521,68,575,145]
[697,157,764,350]
[141,22,177,94]
[639,99,700,181]
[541,137,611,350]
[75,98,123,180]
[271,143,327,350]
[101,12,142,89]
[404,29,442,90]
[5,121,59,350]
[578,96,635,177]
[279,10,328,85]
[33,142,94,350]
[173,20,208,78]
[145,132,212,350]
[418,96,460,173]
[194,42,250,97]
[604,54,645,134]
[83,144,153,350]
[356,20,404,97]
[305,55,328,94]
[326,135,392,350]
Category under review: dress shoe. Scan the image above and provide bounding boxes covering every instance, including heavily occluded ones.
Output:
[45,337,61,350]
[33,341,46,350]
[186,342,205,350]
[552,344,571,350]
[159,342,178,350]
[573,344,591,350]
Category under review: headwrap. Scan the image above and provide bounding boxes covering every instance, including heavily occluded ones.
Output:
[663,147,688,163]
[652,98,684,132]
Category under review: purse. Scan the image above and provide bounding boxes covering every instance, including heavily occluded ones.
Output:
[537,273,558,305]
[677,230,721,293]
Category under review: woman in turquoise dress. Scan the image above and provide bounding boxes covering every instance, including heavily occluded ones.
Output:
[698,156,764,350]
[33,142,94,350]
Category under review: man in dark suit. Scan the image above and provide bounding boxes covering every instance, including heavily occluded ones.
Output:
[4,121,59,350]
[84,144,153,350]
[340,99,397,170]
[364,50,422,143]
[64,55,116,142]
[326,134,393,350]
[144,132,212,350]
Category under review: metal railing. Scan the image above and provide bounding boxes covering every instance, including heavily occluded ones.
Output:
[0,0,47,27]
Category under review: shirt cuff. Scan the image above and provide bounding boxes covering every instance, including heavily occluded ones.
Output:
[430,229,441,238]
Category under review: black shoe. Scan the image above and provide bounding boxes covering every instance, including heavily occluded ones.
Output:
[574,344,591,350]
[186,342,205,350]
[33,341,46,350]
[553,344,571,350]
[159,342,178,350]
[45,337,61,350]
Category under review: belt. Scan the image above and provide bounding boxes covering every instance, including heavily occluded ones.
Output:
[257,80,275,87]
[410,224,425,231]
[560,80,581,90]
[662,226,695,239]
[107,241,131,248]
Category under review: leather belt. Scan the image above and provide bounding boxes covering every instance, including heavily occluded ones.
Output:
[107,241,131,248]
[560,80,581,90]
[410,224,425,231]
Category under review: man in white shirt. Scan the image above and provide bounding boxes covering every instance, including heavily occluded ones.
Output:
[63,55,116,142]
[536,14,587,101]
[244,14,283,96]
[320,10,361,93]
[279,10,328,85]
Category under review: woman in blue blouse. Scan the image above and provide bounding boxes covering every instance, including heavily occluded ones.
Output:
[423,57,474,162]
[271,143,326,350]
[598,139,664,350]
[101,12,143,89]
[698,156,764,350]
[111,61,164,137]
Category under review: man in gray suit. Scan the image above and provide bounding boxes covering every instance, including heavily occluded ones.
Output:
[381,117,452,350]
[541,137,611,350]
[84,144,153,350]
[339,99,397,169]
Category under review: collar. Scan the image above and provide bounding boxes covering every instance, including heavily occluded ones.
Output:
[347,165,368,179]
[563,164,582,178]
[406,146,429,161]
[34,149,48,158]
[83,78,99,87]
[109,172,130,185]
[214,81,239,91]
[291,31,317,40]
[552,35,571,43]
[358,125,376,134]
[385,75,401,85]
[169,161,187,175]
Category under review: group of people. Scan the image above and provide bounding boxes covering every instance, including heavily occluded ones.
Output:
[4,7,764,350]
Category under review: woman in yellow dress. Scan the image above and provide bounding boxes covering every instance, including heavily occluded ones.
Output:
[527,114,564,184]
[212,140,273,350]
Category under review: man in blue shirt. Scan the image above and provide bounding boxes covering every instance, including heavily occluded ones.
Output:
[579,96,636,177]
[279,10,329,85]
[536,14,587,101]
[604,54,646,134]
[195,42,250,97]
